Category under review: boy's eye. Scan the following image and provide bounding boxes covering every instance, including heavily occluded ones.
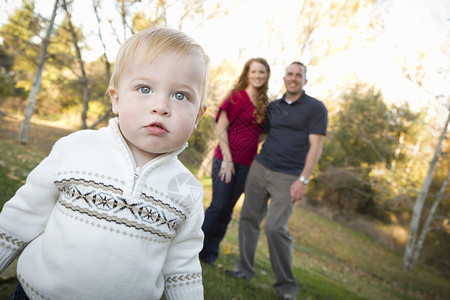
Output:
[139,86,151,94]
[174,92,187,101]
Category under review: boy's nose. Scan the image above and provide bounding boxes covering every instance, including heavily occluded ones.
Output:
[151,97,171,116]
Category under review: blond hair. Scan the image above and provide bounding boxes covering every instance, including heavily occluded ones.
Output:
[108,27,210,106]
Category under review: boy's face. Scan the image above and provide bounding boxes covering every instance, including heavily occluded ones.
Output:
[109,52,206,166]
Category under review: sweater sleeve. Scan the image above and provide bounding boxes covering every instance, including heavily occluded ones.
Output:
[163,194,205,300]
[0,141,59,274]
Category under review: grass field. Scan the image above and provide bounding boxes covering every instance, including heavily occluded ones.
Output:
[0,113,449,299]
[201,177,450,300]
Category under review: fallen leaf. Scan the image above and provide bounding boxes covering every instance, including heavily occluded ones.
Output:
[223,242,231,255]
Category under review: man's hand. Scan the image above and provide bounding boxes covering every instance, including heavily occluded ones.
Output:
[290,179,306,203]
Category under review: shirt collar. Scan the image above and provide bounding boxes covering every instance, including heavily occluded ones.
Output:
[282,91,305,105]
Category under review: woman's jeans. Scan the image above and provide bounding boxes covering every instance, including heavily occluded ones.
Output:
[9,283,29,300]
[199,158,250,263]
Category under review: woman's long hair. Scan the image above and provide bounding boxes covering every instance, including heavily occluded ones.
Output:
[229,58,271,124]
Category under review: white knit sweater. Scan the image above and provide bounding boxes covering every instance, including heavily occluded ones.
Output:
[0,118,204,300]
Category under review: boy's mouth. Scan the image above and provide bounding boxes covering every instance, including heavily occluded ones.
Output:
[145,122,168,134]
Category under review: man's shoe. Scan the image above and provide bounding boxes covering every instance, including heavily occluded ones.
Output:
[200,258,215,267]
[226,269,250,280]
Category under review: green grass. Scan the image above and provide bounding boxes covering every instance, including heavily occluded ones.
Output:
[203,206,450,299]
[0,139,45,297]
[0,140,46,209]
[0,118,449,300]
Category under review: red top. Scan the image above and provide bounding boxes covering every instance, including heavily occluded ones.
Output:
[213,90,264,166]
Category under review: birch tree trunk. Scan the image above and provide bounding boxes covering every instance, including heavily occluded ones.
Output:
[18,0,59,144]
[62,0,90,129]
[403,108,450,270]
[410,170,450,267]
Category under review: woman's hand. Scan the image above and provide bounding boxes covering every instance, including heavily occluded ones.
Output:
[219,160,235,183]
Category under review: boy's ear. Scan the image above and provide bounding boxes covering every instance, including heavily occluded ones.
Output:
[195,104,207,126]
[109,87,120,114]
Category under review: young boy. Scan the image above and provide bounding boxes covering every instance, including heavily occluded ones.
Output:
[0,27,208,300]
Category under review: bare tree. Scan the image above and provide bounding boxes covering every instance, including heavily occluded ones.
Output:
[18,0,59,144]
[410,169,450,268]
[88,0,114,129]
[295,0,380,68]
[403,107,449,269]
[398,20,449,268]
[92,0,112,78]
[62,0,91,129]
[178,0,227,30]
[117,0,136,37]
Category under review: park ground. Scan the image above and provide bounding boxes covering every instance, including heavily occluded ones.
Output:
[0,112,449,299]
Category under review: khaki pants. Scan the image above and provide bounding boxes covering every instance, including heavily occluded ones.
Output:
[235,160,298,297]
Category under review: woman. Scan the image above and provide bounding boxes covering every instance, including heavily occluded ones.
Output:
[200,58,270,265]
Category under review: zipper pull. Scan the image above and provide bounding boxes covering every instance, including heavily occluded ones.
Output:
[134,167,141,178]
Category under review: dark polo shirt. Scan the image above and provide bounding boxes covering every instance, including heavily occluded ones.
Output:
[255,91,328,176]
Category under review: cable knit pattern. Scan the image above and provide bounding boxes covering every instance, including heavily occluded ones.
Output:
[0,118,204,300]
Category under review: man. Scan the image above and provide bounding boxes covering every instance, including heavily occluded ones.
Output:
[227,62,328,300]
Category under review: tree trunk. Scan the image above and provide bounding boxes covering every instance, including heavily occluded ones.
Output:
[92,0,111,78]
[62,0,90,129]
[88,108,112,129]
[17,0,59,144]
[403,108,450,270]
[410,170,450,267]
[196,139,217,178]
[88,0,113,129]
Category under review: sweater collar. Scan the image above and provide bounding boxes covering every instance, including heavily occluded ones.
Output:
[107,117,187,169]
